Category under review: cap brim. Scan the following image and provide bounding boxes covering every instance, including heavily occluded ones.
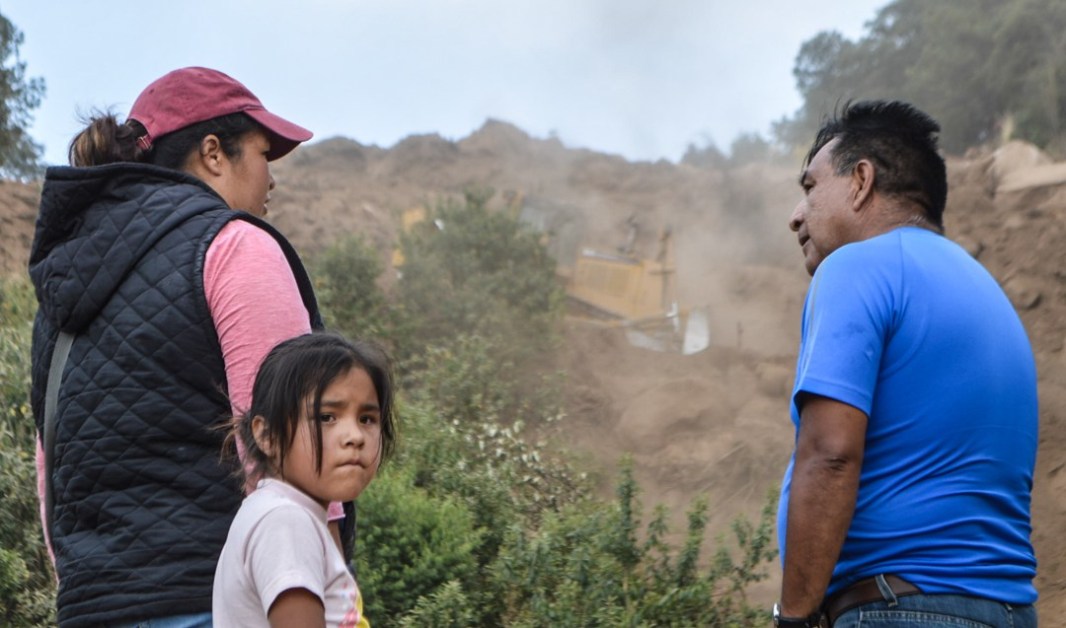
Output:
[246,108,313,161]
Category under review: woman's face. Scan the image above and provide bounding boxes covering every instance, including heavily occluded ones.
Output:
[211,129,275,217]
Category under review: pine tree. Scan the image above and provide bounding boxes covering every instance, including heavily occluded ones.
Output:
[0,12,45,179]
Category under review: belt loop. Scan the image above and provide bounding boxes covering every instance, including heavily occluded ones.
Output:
[874,574,899,607]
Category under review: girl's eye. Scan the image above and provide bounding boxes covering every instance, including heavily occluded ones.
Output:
[359,414,380,426]
[318,414,336,424]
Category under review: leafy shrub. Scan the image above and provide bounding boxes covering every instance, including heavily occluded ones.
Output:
[354,465,481,624]
[378,400,589,626]
[312,187,567,425]
[397,580,477,628]
[392,187,565,418]
[0,276,56,626]
[395,187,562,347]
[311,233,394,344]
[493,462,778,627]
[408,335,578,513]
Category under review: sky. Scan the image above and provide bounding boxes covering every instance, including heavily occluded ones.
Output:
[4,0,887,167]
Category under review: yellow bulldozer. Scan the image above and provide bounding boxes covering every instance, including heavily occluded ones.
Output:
[392,194,709,356]
[517,196,709,356]
[562,232,709,356]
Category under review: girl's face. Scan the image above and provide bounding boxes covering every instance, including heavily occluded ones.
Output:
[266,366,383,508]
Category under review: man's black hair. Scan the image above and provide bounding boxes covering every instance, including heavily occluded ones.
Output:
[806,100,947,230]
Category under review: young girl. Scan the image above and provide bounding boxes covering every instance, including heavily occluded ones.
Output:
[213,332,396,627]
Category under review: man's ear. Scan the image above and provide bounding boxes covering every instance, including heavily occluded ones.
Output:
[850,159,876,211]
[251,415,273,457]
[187,134,226,177]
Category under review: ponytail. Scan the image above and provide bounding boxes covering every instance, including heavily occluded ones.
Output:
[67,110,261,171]
[68,112,149,167]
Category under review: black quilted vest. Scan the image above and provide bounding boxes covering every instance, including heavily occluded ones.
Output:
[28,163,321,627]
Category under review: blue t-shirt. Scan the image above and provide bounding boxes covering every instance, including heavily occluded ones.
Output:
[778,227,1038,603]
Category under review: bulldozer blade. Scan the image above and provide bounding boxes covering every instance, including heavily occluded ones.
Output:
[682,308,710,355]
[624,327,674,353]
[622,308,710,355]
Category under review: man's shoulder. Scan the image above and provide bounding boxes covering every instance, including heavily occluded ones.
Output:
[853,226,937,253]
[816,235,897,283]
[823,228,950,275]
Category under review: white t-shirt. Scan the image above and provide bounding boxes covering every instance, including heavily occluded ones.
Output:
[212,478,368,627]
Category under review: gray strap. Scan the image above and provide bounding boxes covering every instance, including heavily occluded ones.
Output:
[43,331,75,541]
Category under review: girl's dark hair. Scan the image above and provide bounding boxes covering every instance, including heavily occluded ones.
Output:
[237,331,397,483]
[68,110,260,169]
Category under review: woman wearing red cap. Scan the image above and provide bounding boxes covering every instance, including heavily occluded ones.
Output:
[28,67,333,627]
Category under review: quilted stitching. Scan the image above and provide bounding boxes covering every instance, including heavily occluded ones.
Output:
[29,164,320,627]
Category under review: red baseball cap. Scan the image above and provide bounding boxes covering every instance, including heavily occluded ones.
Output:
[128,66,313,161]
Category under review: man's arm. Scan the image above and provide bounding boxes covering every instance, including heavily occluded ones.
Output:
[780,393,867,617]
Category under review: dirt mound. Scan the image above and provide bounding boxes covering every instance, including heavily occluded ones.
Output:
[945,151,1066,616]
[3,130,1065,612]
[0,180,41,277]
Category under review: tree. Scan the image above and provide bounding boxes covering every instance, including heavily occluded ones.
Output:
[312,234,393,343]
[728,132,776,166]
[897,0,1005,149]
[680,139,727,169]
[987,0,1066,148]
[776,0,1066,155]
[0,12,45,179]
[396,187,562,349]
[393,187,565,420]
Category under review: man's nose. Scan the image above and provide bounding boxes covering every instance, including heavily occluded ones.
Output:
[789,201,804,232]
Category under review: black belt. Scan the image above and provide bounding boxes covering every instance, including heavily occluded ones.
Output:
[824,574,922,625]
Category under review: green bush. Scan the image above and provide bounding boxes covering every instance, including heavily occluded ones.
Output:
[397,580,477,628]
[354,465,481,624]
[311,233,394,344]
[0,276,56,626]
[378,400,589,626]
[389,401,519,562]
[395,187,562,346]
[392,187,565,419]
[493,462,778,627]
[407,336,578,514]
[356,433,776,627]
[312,187,567,427]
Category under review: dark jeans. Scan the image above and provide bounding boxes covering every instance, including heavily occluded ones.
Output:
[833,590,1036,628]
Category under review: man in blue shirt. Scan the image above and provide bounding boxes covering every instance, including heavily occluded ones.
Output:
[774,101,1038,628]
